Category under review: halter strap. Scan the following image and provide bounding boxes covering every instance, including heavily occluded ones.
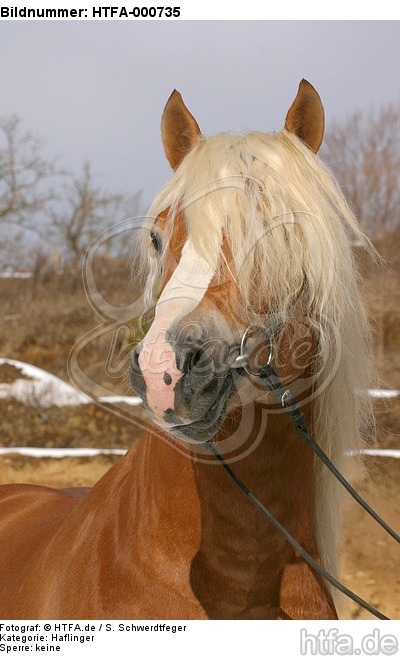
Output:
[219,328,399,619]
[205,439,389,620]
[232,325,400,547]
[258,362,400,547]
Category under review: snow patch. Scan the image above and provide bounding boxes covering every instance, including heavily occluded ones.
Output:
[0,447,127,458]
[0,447,398,460]
[368,389,399,398]
[351,449,400,459]
[0,271,33,279]
[0,358,142,408]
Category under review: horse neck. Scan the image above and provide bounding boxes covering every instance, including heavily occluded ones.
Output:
[118,398,318,619]
[187,399,318,618]
[194,398,316,527]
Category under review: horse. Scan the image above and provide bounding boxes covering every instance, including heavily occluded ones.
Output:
[0,80,374,619]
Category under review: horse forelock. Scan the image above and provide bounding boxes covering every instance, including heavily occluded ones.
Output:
[143,131,368,309]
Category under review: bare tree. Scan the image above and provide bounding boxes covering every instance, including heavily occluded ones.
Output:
[322,103,400,237]
[46,161,124,267]
[0,230,29,271]
[0,114,56,226]
[0,114,142,271]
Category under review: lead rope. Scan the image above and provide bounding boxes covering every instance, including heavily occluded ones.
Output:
[258,362,400,547]
[205,360,393,620]
[205,440,389,620]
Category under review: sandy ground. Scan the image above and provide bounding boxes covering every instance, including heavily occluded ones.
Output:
[340,457,400,620]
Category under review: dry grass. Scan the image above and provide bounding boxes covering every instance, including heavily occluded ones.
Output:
[0,256,136,386]
[0,454,119,487]
[0,241,399,453]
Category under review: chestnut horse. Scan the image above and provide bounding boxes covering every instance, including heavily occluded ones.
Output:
[0,80,373,619]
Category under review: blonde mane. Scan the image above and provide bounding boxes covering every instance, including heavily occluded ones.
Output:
[135,128,375,587]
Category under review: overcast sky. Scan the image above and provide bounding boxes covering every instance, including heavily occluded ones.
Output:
[1,21,399,207]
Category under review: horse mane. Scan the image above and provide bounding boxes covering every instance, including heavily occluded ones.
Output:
[133,128,375,590]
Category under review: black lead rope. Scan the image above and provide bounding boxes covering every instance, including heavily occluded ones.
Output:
[205,440,389,620]
[205,361,394,620]
[258,362,400,547]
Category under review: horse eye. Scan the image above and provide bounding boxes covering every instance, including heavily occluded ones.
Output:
[150,230,162,254]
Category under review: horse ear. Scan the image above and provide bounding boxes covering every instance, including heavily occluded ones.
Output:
[284,79,325,154]
[161,90,202,170]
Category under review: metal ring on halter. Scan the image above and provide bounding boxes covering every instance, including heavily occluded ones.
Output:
[231,323,273,377]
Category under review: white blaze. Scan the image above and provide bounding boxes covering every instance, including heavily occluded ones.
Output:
[138,237,217,419]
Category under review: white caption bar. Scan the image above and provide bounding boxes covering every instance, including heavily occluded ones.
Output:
[0,620,398,654]
[0,0,399,20]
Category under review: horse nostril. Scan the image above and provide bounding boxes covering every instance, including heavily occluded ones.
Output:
[190,349,203,369]
[131,347,141,374]
[181,347,203,375]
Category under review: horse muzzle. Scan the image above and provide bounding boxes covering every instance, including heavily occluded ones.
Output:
[130,334,237,441]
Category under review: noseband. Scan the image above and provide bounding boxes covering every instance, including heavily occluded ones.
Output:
[205,323,400,620]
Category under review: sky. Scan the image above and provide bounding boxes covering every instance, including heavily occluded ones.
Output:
[1,20,399,208]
